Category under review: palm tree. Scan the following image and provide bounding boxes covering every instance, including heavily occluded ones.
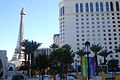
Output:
[76,49,86,58]
[35,53,49,80]
[107,59,119,71]
[90,44,102,74]
[76,49,86,77]
[76,49,86,69]
[49,44,74,80]
[29,40,41,77]
[98,50,112,65]
[49,43,59,50]
[49,50,60,80]
[115,45,120,53]
[22,40,30,68]
[60,44,74,80]
[21,39,41,76]
[61,44,74,65]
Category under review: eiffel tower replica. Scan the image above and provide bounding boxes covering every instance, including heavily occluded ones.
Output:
[11,7,25,63]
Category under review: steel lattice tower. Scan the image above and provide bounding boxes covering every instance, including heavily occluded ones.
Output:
[12,8,25,61]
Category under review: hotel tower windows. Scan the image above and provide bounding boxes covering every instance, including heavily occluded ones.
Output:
[59,6,64,16]
[100,2,104,12]
[74,1,120,13]
[96,2,99,12]
[110,2,114,11]
[90,3,93,12]
[116,1,119,11]
[86,3,89,12]
[80,3,83,12]
[76,3,79,13]
[106,2,109,12]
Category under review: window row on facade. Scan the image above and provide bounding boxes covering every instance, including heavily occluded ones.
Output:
[77,33,120,37]
[75,25,120,29]
[75,20,120,25]
[79,29,120,33]
[76,17,120,21]
[75,1,120,13]
[76,12,120,17]
[76,34,120,40]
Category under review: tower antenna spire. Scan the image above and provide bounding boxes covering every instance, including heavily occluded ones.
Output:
[21,0,25,8]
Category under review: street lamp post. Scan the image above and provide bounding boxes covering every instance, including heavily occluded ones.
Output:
[85,41,90,80]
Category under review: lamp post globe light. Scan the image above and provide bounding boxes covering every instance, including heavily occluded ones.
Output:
[85,41,90,80]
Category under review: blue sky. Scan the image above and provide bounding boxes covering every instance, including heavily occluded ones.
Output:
[0,0,61,60]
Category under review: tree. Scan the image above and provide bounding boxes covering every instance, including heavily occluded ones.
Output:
[107,59,119,71]
[115,45,120,53]
[21,39,32,74]
[21,39,41,76]
[49,44,59,50]
[49,44,74,80]
[61,44,74,64]
[76,49,86,72]
[90,44,102,74]
[29,40,41,76]
[98,50,112,65]
[61,45,74,80]
[21,40,30,68]
[35,53,49,80]
[49,49,60,75]
[76,49,86,58]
